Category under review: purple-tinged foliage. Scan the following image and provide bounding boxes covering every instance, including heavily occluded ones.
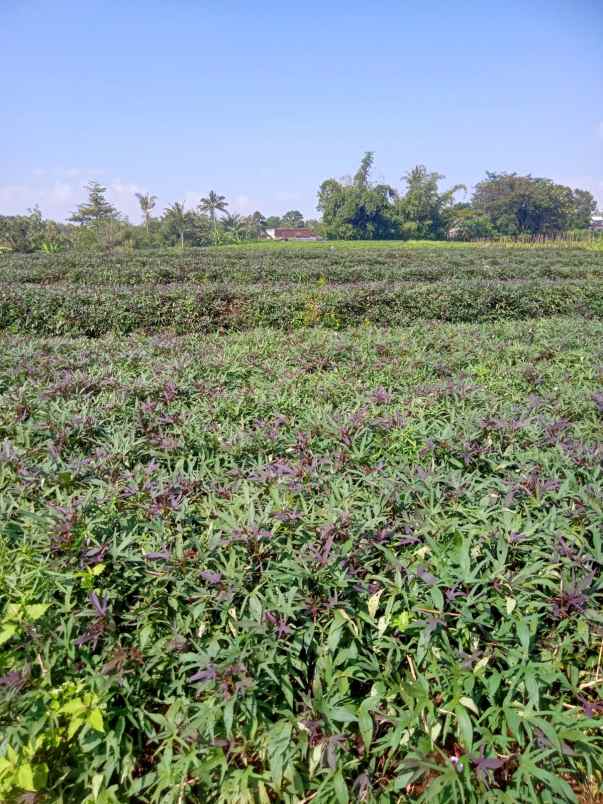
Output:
[200,569,222,585]
[2,311,603,801]
[415,566,438,586]
[578,696,603,717]
[145,547,171,561]
[0,666,30,692]
[471,750,506,784]
[370,387,393,405]
[264,611,292,638]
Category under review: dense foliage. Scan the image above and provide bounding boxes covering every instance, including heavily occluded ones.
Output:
[472,175,597,236]
[1,316,602,802]
[3,245,603,285]
[1,245,602,337]
[1,158,599,253]
[0,185,316,254]
[317,154,599,242]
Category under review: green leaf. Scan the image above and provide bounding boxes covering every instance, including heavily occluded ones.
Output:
[267,721,291,792]
[430,587,444,611]
[459,696,479,716]
[517,620,530,652]
[0,623,18,645]
[367,589,383,619]
[328,706,357,724]
[17,762,36,791]
[358,705,373,750]
[67,716,84,740]
[333,769,349,804]
[25,603,50,621]
[91,773,104,800]
[87,708,104,733]
[455,704,473,751]
[61,698,85,715]
[223,699,234,738]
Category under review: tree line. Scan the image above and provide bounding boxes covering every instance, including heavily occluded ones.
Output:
[318,152,598,240]
[0,153,599,252]
[0,183,319,253]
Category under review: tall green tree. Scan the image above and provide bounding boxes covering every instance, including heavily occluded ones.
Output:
[69,181,119,225]
[570,189,597,229]
[318,152,399,240]
[199,191,228,228]
[244,211,267,239]
[0,207,47,252]
[280,210,305,227]
[264,215,282,229]
[135,192,158,233]
[397,166,466,239]
[222,212,244,241]
[472,173,577,235]
[161,202,190,249]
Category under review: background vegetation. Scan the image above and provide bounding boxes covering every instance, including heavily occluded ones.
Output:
[1,154,600,254]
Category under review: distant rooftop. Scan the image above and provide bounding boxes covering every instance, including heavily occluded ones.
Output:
[266,227,320,240]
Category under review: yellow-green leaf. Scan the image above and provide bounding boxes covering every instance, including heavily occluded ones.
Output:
[88,708,104,733]
[61,698,85,715]
[67,716,84,740]
[17,762,35,791]
[0,624,18,645]
[26,604,50,621]
[367,589,383,619]
[505,597,517,615]
[459,696,479,715]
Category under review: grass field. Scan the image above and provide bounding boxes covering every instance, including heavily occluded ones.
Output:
[1,245,602,802]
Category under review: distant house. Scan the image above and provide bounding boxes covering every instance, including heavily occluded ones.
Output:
[265,227,320,241]
[591,215,603,231]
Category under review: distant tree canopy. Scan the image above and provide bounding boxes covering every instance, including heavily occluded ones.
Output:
[0,159,599,252]
[69,181,120,226]
[318,152,400,240]
[318,153,464,240]
[472,173,597,236]
[317,156,598,241]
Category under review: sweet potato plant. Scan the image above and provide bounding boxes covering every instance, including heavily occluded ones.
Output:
[1,314,602,802]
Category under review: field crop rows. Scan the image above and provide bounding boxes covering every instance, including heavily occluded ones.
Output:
[2,246,603,285]
[1,314,602,802]
[1,246,603,337]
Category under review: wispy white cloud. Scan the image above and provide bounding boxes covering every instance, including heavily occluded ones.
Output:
[597,121,603,140]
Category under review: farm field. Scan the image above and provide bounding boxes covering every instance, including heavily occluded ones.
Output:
[0,245,602,802]
[1,246,603,337]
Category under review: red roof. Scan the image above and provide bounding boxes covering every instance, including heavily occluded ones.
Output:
[273,228,317,238]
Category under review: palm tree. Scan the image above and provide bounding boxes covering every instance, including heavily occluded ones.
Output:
[135,192,158,233]
[162,202,188,249]
[222,212,244,242]
[247,210,267,239]
[198,191,229,230]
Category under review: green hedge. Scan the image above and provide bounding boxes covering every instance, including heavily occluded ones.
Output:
[2,246,603,285]
[2,279,601,335]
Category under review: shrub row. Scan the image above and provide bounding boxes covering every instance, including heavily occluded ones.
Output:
[2,245,603,285]
[2,279,602,335]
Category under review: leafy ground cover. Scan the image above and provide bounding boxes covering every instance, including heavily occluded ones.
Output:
[1,317,602,802]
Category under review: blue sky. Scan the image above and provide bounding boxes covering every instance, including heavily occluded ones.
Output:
[1,0,602,221]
